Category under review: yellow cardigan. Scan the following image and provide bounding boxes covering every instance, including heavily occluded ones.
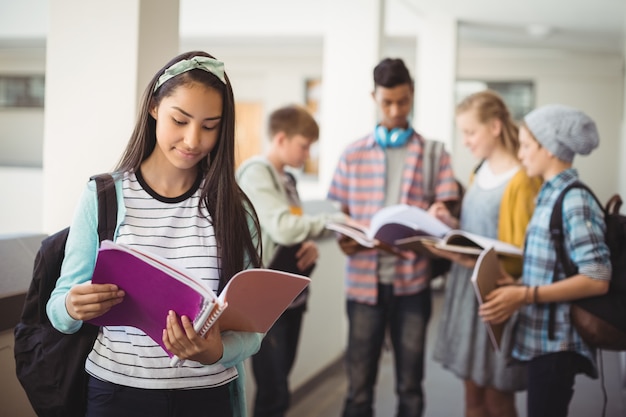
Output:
[469,167,542,277]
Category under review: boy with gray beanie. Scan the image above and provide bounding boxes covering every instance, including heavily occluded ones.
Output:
[479,104,612,417]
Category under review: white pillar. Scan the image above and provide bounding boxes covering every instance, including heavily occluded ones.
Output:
[413,12,457,149]
[43,0,179,233]
[316,0,383,198]
[620,28,626,200]
[617,33,626,393]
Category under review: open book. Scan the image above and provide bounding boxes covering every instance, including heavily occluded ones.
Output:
[395,229,523,258]
[325,203,521,258]
[471,247,506,351]
[87,240,310,366]
[325,204,451,251]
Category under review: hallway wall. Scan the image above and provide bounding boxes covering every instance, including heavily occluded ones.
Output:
[455,45,624,202]
[2,41,624,233]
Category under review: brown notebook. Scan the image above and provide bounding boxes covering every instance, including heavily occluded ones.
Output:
[470,247,506,351]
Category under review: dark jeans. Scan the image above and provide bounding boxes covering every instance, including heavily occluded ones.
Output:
[251,304,306,417]
[527,351,590,417]
[342,284,432,417]
[85,375,232,417]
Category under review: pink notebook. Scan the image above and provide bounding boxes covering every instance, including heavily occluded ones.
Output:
[88,241,310,362]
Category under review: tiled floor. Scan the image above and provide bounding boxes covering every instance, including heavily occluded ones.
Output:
[287,290,626,417]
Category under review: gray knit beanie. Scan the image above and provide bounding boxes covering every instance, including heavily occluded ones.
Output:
[524,104,599,163]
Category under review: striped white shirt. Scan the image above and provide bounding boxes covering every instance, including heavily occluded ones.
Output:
[85,171,238,389]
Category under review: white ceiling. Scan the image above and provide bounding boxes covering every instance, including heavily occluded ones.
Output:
[180,0,626,54]
[403,0,626,53]
[406,0,625,35]
[0,0,624,54]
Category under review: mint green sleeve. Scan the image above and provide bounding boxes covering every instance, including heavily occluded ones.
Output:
[218,330,263,367]
[217,191,263,366]
[46,181,101,334]
[237,161,345,246]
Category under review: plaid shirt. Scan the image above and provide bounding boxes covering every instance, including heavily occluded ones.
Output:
[513,168,611,374]
[327,131,458,304]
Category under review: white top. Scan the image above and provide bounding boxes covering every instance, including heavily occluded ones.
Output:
[474,160,519,190]
[85,172,237,389]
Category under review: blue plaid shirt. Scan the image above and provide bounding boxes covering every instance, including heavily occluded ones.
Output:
[512,169,611,375]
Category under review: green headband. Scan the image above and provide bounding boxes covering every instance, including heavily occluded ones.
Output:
[154,56,226,92]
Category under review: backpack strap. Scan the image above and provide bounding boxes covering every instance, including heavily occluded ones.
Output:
[284,171,297,188]
[422,139,445,205]
[238,158,284,192]
[90,174,118,243]
[548,180,605,339]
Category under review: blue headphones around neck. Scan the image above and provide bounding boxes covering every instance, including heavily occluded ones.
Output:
[374,125,414,148]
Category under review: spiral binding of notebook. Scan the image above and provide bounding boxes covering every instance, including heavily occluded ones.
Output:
[169,299,228,368]
[197,300,228,336]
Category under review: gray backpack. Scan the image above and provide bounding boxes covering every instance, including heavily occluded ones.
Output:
[422,140,464,278]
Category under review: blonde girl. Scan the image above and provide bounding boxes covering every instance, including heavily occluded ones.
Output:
[431,90,541,417]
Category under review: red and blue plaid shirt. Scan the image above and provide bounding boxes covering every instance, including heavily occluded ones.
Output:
[327,131,459,304]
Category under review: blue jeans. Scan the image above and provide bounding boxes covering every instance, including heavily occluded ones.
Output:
[342,284,432,417]
[251,304,306,417]
[85,375,232,417]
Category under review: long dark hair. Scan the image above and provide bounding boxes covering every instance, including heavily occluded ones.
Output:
[114,50,262,290]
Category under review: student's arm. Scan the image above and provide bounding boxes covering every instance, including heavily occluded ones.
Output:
[481,187,611,325]
[47,181,123,333]
[238,162,344,245]
[427,202,459,229]
[218,331,264,368]
[326,153,371,255]
[562,187,612,283]
[163,315,263,366]
[217,210,264,367]
[425,147,461,227]
[531,275,609,302]
[433,147,461,207]
[479,274,609,324]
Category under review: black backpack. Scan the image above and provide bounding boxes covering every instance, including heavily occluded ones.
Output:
[549,180,626,350]
[13,174,117,417]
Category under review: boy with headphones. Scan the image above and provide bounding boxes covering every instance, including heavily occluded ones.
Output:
[327,58,460,417]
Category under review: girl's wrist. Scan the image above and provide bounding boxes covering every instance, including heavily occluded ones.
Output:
[523,285,531,305]
[521,285,539,305]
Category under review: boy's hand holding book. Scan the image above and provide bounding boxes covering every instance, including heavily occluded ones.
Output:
[427,201,459,229]
[424,242,479,269]
[337,234,368,255]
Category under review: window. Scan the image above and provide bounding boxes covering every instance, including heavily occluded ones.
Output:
[303,78,321,176]
[455,80,534,121]
[0,75,45,108]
